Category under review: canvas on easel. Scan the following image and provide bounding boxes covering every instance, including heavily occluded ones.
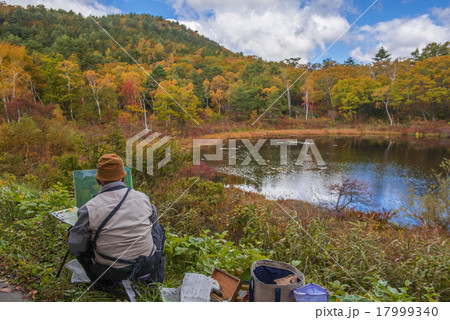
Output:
[73,167,133,208]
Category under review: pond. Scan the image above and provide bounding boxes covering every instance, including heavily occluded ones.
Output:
[200,136,450,223]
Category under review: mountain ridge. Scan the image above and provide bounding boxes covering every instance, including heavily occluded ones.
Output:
[0,3,234,69]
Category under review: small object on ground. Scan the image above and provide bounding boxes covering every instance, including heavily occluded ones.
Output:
[211,268,243,302]
[65,259,91,283]
[291,283,329,302]
[122,279,136,302]
[160,287,181,302]
[180,273,220,302]
[160,273,220,302]
[210,292,225,302]
[274,274,298,285]
[235,290,249,302]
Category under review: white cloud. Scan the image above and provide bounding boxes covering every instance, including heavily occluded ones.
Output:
[351,12,450,63]
[431,6,450,26]
[168,0,351,61]
[4,0,121,17]
[349,47,372,63]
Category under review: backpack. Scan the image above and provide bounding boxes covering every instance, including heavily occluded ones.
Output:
[92,186,166,283]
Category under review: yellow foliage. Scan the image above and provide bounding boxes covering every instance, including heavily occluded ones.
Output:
[117,110,136,127]
[250,109,258,122]
[125,104,143,113]
[203,106,213,119]
[52,105,65,121]
[261,86,279,96]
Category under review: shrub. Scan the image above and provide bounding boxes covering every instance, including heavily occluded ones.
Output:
[176,177,225,215]
[328,177,373,212]
[43,119,82,156]
[227,203,283,253]
[402,158,449,230]
[0,176,74,222]
[0,178,75,300]
[177,161,218,181]
[165,230,268,279]
[0,116,43,174]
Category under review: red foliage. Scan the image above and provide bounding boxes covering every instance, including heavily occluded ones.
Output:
[120,80,137,106]
[328,177,373,212]
[178,161,218,181]
[2,95,56,122]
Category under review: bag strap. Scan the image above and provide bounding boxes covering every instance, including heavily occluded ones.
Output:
[275,287,281,302]
[249,277,255,302]
[98,185,127,194]
[92,188,134,265]
[95,249,135,265]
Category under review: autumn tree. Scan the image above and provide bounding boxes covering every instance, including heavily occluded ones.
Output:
[281,70,293,117]
[302,75,314,120]
[154,79,202,128]
[261,86,280,116]
[402,56,450,121]
[84,70,114,123]
[332,77,376,121]
[120,70,149,129]
[0,42,12,122]
[304,65,365,115]
[39,54,66,106]
[373,76,399,125]
[0,42,31,122]
[57,56,82,120]
[202,78,211,107]
[209,75,228,114]
[143,64,167,112]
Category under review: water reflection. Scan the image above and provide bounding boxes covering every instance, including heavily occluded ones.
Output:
[202,137,449,220]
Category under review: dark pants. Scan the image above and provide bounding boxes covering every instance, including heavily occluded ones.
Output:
[77,223,166,285]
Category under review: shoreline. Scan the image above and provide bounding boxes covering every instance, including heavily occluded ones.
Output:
[198,128,404,139]
[175,127,449,149]
[192,128,448,140]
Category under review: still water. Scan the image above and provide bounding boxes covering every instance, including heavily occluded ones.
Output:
[202,137,449,221]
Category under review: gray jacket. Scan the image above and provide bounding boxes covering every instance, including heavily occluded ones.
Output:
[68,181,158,267]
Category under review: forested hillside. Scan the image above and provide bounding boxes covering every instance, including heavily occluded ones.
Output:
[0,3,229,67]
[0,3,448,127]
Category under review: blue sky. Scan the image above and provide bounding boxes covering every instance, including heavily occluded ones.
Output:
[5,0,450,62]
[111,0,176,19]
[111,0,446,24]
